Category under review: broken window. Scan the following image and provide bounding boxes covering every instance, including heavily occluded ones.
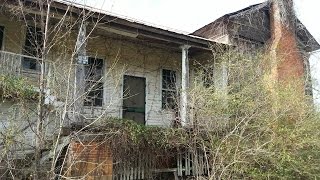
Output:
[84,57,104,107]
[0,26,4,50]
[162,69,177,109]
[23,26,43,71]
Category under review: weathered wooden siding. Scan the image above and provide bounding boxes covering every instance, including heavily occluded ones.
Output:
[0,14,55,151]
[0,12,25,53]
[228,8,270,44]
[66,141,113,180]
[192,18,228,40]
[0,13,184,128]
[82,31,182,126]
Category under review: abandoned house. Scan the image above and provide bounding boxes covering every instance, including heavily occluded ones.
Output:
[0,0,319,179]
[192,1,320,95]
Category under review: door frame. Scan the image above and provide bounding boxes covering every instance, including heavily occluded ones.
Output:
[121,74,147,124]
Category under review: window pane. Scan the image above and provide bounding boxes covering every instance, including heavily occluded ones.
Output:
[85,57,103,81]
[84,82,103,107]
[162,90,177,109]
[23,26,43,71]
[84,57,104,107]
[22,57,40,71]
[24,26,43,57]
[162,69,176,90]
[88,57,103,69]
[162,69,177,109]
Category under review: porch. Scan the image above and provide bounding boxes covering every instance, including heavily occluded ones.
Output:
[0,50,43,85]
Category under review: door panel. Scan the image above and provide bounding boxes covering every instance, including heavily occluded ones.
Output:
[122,75,146,124]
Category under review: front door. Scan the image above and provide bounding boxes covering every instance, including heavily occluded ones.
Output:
[122,75,146,124]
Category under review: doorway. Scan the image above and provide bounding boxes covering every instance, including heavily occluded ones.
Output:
[122,75,146,124]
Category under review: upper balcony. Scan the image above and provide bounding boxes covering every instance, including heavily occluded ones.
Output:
[0,50,43,86]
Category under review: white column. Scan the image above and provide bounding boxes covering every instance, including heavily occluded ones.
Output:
[180,45,191,127]
[73,21,88,124]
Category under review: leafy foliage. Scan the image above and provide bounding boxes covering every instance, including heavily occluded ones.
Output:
[188,50,320,179]
[86,118,190,151]
[0,75,37,101]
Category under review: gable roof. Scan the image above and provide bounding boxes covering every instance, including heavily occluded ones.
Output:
[192,2,269,39]
[224,2,269,19]
[192,2,320,52]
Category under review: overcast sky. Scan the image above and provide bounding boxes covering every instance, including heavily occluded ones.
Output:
[75,0,320,102]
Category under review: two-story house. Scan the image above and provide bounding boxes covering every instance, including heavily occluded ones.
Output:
[0,0,319,179]
[0,0,224,179]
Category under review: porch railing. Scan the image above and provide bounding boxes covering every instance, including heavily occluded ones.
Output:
[0,50,42,77]
[0,50,44,87]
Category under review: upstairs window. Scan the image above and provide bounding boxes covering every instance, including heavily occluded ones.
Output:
[23,26,43,71]
[162,69,177,109]
[84,57,104,107]
[0,26,4,50]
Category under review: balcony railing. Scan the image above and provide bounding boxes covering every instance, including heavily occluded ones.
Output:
[0,50,43,85]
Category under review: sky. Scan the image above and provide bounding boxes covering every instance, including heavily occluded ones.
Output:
[75,0,320,102]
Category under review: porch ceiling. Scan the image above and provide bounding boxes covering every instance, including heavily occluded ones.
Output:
[94,26,211,56]
[6,0,228,52]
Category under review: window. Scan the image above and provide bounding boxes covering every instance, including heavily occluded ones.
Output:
[162,69,177,109]
[84,57,104,107]
[202,67,215,88]
[23,26,43,71]
[0,26,4,50]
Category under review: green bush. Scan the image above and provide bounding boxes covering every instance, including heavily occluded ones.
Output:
[0,75,37,101]
[189,51,320,179]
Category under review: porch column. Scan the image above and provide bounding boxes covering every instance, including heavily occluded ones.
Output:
[73,21,88,124]
[180,45,191,127]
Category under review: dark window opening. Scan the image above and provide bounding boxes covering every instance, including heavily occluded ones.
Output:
[162,90,177,109]
[22,57,38,70]
[84,57,104,107]
[23,26,43,71]
[202,67,215,88]
[84,82,103,107]
[0,26,4,50]
[162,69,177,109]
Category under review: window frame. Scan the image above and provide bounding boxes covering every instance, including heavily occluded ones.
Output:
[22,26,43,71]
[83,57,104,107]
[161,69,177,110]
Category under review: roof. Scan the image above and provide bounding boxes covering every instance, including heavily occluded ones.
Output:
[192,1,320,52]
[48,0,221,50]
[226,2,269,19]
[192,2,269,39]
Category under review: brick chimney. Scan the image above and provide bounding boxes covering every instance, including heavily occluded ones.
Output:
[268,0,309,114]
[269,0,305,85]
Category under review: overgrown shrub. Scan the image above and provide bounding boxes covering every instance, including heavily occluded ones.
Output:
[0,75,37,101]
[188,50,320,179]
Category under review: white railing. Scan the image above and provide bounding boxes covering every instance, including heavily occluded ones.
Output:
[113,153,152,180]
[112,150,208,180]
[177,150,209,177]
[0,50,42,77]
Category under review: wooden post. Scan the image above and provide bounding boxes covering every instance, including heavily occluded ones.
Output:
[73,20,88,125]
[180,45,190,127]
